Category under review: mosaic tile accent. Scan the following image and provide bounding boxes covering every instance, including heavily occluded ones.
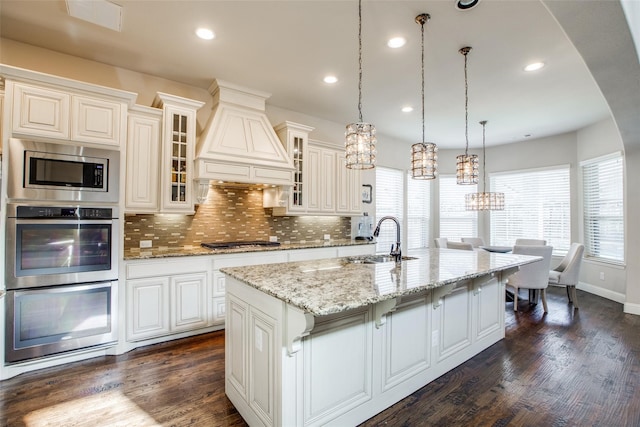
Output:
[124,185,352,251]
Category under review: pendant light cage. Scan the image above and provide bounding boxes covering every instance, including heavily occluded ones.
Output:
[410,13,438,180]
[456,46,479,185]
[465,120,505,211]
[345,0,376,169]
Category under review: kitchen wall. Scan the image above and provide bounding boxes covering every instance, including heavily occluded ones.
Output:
[123,185,351,251]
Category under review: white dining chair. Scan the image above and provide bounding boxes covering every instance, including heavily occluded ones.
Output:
[507,245,553,312]
[446,241,474,251]
[515,238,547,246]
[434,237,448,248]
[462,237,485,248]
[549,243,585,308]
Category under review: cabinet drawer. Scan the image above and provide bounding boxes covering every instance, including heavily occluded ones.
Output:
[213,252,287,269]
[126,257,211,279]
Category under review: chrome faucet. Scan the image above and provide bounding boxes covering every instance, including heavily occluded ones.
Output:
[373,216,402,263]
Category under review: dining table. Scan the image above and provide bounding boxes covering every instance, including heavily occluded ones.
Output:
[479,245,513,253]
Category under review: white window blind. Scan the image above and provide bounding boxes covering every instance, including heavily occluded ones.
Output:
[375,167,404,253]
[490,166,570,254]
[407,173,431,249]
[581,153,624,263]
[439,176,477,242]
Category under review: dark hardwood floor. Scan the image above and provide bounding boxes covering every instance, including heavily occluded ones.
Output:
[1,286,639,427]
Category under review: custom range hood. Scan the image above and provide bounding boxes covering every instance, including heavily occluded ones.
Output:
[194,79,295,187]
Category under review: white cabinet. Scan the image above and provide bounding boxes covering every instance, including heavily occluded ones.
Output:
[152,92,204,214]
[336,156,363,215]
[171,272,209,332]
[267,121,361,216]
[10,82,125,147]
[71,95,122,146]
[12,82,70,139]
[125,106,162,212]
[212,251,288,326]
[125,257,211,341]
[126,276,171,341]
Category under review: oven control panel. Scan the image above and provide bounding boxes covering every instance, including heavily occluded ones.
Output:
[14,205,116,219]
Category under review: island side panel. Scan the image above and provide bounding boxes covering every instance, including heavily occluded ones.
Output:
[224,270,507,427]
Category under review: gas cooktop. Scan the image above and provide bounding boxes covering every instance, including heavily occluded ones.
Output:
[201,241,281,250]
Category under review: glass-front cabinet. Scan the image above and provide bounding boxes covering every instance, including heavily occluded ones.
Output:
[153,93,204,213]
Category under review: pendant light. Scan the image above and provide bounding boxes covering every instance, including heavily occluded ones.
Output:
[410,13,438,180]
[455,46,479,185]
[465,120,505,210]
[345,0,376,169]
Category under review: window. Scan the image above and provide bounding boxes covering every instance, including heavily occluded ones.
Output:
[375,167,404,253]
[581,153,624,263]
[407,172,431,249]
[439,176,477,242]
[490,166,570,254]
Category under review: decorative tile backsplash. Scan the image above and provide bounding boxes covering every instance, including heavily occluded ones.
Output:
[124,185,352,251]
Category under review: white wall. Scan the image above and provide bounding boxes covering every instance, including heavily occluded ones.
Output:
[575,118,627,301]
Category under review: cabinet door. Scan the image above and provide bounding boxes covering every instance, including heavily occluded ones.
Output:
[337,156,362,215]
[125,112,161,212]
[0,90,4,154]
[306,146,321,211]
[171,272,208,332]
[12,82,70,139]
[127,277,170,341]
[475,275,503,340]
[162,106,196,212]
[71,96,122,146]
[434,284,472,363]
[320,149,336,212]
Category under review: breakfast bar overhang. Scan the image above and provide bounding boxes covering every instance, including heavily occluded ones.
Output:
[221,248,537,426]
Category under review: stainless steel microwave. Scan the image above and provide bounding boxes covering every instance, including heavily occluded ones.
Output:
[8,138,119,203]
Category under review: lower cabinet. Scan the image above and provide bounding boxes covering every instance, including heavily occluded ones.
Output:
[125,257,211,342]
[125,244,375,343]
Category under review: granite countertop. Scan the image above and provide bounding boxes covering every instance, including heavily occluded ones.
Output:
[221,248,539,316]
[123,239,375,260]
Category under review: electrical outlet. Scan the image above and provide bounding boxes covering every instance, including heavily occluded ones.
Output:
[600,272,605,281]
[269,236,278,242]
[140,240,152,248]
[324,234,331,240]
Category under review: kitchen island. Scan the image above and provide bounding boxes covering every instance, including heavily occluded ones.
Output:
[221,248,537,427]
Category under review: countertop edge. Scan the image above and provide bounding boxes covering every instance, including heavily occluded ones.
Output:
[123,239,375,260]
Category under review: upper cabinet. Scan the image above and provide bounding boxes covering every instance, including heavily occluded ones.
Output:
[152,92,205,214]
[265,121,362,216]
[125,106,162,213]
[8,81,131,148]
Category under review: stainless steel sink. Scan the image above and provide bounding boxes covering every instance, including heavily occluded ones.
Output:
[347,255,418,264]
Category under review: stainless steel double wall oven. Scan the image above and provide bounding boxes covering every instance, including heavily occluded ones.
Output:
[5,139,120,363]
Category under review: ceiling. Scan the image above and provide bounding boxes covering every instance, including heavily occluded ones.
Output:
[0,0,613,148]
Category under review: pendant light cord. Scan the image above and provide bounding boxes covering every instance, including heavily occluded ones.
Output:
[421,17,425,143]
[481,120,487,192]
[357,0,363,123]
[463,48,470,156]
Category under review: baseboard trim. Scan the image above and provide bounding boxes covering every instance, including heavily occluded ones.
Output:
[575,281,626,304]
[623,302,640,316]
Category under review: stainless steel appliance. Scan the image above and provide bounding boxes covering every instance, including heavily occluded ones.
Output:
[5,204,119,289]
[5,281,117,363]
[8,138,119,203]
[4,204,119,362]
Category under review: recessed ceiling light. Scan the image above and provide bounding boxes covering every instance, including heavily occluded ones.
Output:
[323,75,338,84]
[456,0,481,10]
[387,37,406,49]
[524,62,545,72]
[196,28,215,40]
[401,106,413,113]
